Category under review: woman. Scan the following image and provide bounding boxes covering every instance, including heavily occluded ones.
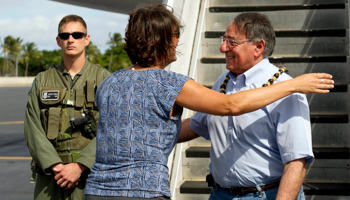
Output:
[85,4,333,200]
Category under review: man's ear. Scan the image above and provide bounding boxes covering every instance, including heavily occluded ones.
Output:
[254,39,266,57]
[85,34,91,47]
[56,37,61,48]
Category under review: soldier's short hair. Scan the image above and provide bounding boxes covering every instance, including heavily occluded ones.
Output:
[58,15,87,34]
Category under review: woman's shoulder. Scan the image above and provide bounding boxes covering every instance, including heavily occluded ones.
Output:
[151,69,191,82]
[111,68,127,75]
[97,69,127,88]
[104,68,191,87]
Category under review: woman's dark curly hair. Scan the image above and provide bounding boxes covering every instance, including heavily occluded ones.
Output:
[124,4,183,68]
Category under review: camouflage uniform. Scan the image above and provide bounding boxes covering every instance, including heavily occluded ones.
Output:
[24,60,110,200]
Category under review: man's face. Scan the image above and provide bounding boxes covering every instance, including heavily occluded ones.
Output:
[56,22,90,58]
[220,22,257,75]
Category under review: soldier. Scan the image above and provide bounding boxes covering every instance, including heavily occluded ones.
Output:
[24,14,110,200]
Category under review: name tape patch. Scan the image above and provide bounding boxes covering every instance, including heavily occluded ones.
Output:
[41,90,59,100]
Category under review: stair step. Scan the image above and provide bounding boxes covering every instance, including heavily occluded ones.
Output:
[186,147,350,159]
[209,4,345,13]
[186,147,210,158]
[188,136,211,146]
[311,114,349,123]
[304,182,350,196]
[180,181,210,194]
[209,0,347,8]
[206,10,347,31]
[196,59,350,98]
[306,159,350,182]
[201,56,348,64]
[311,124,350,147]
[203,35,349,58]
[205,29,347,38]
[313,148,350,159]
[180,181,350,196]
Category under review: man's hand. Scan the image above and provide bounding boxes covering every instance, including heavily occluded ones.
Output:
[53,163,87,190]
[51,163,64,175]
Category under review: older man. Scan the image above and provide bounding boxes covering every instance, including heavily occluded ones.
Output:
[180,12,313,200]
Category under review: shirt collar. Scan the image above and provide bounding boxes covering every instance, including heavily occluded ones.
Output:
[229,58,271,88]
[57,59,89,77]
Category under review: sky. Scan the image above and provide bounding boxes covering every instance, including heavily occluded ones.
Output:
[0,0,129,53]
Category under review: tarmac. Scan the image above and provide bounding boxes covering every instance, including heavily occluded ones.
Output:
[0,86,34,200]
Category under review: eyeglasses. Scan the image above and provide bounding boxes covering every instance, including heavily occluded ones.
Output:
[58,32,87,40]
[220,36,250,48]
[172,32,180,38]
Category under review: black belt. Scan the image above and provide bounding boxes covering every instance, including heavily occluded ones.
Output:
[206,173,280,195]
[219,181,280,195]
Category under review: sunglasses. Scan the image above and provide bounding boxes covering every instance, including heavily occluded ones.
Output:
[58,32,87,40]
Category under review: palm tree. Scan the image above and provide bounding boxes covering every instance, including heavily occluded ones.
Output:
[0,37,10,76]
[106,33,122,71]
[4,36,23,76]
[22,42,42,77]
[85,41,101,64]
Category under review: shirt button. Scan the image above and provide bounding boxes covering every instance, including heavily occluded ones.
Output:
[230,169,234,172]
[229,148,231,150]
[236,88,239,91]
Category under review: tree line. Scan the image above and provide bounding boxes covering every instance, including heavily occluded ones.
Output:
[0,33,131,77]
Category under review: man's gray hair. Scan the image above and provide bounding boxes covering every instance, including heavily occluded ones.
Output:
[233,12,275,57]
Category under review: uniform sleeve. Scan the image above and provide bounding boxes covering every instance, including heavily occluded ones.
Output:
[24,76,62,174]
[103,68,111,78]
[75,68,111,169]
[273,93,314,164]
[75,138,96,169]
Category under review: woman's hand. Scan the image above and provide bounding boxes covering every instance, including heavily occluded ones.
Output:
[291,73,334,94]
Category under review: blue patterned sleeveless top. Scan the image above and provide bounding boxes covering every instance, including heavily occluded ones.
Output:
[85,69,191,198]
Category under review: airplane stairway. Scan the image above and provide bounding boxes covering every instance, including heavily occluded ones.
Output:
[173,0,350,199]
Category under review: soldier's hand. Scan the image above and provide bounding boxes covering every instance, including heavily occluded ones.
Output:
[51,163,64,175]
[64,179,80,190]
[55,163,86,189]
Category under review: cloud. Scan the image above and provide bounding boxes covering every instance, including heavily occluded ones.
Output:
[0,14,58,51]
[0,0,129,53]
[87,13,128,50]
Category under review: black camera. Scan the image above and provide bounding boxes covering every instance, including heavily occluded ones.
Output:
[70,110,97,138]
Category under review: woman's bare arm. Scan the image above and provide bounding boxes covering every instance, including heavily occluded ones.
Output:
[175,73,333,116]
